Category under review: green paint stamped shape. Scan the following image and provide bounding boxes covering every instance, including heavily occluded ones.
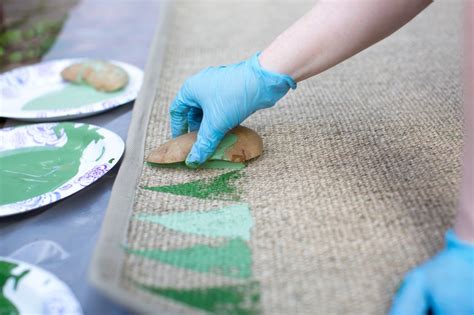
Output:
[143,170,242,201]
[0,123,104,205]
[135,204,253,240]
[22,84,123,110]
[125,239,252,279]
[0,261,29,315]
[136,281,261,315]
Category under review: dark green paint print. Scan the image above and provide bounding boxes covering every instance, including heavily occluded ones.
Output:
[0,261,29,315]
[125,239,252,279]
[136,281,261,315]
[143,170,242,201]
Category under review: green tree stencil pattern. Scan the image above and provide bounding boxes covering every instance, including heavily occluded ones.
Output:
[143,170,242,201]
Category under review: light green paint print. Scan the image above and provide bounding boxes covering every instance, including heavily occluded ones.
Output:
[0,261,29,315]
[0,123,104,205]
[136,281,261,315]
[125,239,252,279]
[136,204,253,240]
[22,84,123,110]
[143,170,242,201]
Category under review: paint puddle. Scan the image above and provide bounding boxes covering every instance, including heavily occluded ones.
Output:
[22,84,123,110]
[143,170,242,201]
[0,123,103,205]
[136,281,261,315]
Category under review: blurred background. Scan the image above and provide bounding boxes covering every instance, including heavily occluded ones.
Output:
[0,0,78,72]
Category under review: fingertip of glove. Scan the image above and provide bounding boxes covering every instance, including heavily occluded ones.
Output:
[185,150,203,168]
[185,158,200,169]
[171,130,182,139]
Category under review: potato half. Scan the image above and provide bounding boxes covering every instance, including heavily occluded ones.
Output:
[147,126,263,164]
[61,61,129,92]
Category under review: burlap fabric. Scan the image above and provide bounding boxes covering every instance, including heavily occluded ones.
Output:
[91,1,463,314]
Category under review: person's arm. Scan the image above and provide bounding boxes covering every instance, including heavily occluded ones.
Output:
[260,0,432,81]
[169,0,432,167]
[455,1,474,244]
[390,4,474,314]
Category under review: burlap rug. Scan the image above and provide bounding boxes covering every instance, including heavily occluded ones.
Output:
[91,1,463,314]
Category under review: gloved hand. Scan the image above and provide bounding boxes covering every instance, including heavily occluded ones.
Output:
[389,230,474,314]
[169,52,296,167]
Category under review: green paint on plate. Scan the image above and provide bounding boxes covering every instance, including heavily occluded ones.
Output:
[143,170,242,201]
[147,160,245,170]
[0,261,29,315]
[0,123,104,205]
[108,158,115,163]
[136,281,261,315]
[22,84,123,110]
[95,146,106,161]
[135,204,253,240]
[125,239,252,279]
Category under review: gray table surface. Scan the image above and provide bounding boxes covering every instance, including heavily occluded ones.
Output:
[0,1,162,314]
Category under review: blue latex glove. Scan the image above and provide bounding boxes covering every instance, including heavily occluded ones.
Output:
[390,230,474,314]
[169,52,296,167]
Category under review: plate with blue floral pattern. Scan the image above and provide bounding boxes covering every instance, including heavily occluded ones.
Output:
[0,59,142,121]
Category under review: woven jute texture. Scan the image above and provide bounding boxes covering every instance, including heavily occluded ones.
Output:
[111,1,463,314]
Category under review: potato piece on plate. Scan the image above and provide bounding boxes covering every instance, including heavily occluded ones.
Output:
[61,61,129,92]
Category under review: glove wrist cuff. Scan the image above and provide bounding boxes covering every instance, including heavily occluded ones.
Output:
[251,52,297,90]
[446,229,474,253]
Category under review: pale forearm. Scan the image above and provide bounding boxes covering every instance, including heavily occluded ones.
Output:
[260,0,432,82]
[455,2,474,243]
[456,135,474,243]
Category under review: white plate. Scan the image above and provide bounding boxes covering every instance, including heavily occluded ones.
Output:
[0,257,83,315]
[0,59,143,121]
[0,122,124,217]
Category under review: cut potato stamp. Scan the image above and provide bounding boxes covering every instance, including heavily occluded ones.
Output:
[147,126,263,168]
